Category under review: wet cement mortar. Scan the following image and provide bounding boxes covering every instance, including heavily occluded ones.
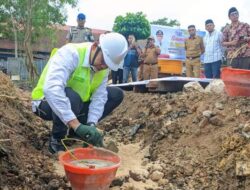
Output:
[0,71,250,190]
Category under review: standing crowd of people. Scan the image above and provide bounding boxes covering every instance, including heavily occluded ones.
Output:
[112,6,250,83]
[111,34,161,86]
[185,7,250,79]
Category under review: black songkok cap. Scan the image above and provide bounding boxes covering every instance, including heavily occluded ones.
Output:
[205,19,214,25]
[228,7,238,17]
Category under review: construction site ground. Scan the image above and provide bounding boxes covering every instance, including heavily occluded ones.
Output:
[0,72,250,190]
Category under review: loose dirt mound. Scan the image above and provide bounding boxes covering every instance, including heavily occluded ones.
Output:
[101,90,250,189]
[0,72,69,190]
[1,70,250,190]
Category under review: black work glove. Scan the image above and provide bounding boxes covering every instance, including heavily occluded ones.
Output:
[74,124,103,147]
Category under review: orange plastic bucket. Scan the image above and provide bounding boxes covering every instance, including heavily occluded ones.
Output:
[221,67,250,97]
[59,147,121,190]
[158,58,183,75]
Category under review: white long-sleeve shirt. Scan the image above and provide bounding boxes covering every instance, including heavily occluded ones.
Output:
[203,30,224,63]
[32,43,109,125]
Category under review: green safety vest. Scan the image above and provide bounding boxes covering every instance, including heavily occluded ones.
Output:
[31,43,108,102]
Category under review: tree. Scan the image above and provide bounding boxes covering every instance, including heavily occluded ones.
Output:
[113,12,150,40]
[150,17,180,27]
[0,0,78,80]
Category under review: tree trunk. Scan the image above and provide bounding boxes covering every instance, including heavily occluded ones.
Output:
[14,27,18,58]
[23,0,37,81]
[10,14,18,58]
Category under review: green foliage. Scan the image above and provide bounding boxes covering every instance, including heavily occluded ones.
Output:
[113,12,150,40]
[0,0,78,80]
[150,17,180,27]
[0,0,77,44]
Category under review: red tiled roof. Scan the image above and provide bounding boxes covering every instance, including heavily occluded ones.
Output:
[0,25,108,53]
[56,25,107,34]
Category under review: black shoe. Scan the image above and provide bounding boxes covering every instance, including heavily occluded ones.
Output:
[48,136,65,154]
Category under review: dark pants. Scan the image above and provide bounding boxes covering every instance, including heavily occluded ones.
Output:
[123,66,138,83]
[204,60,222,79]
[35,86,124,140]
[111,69,123,84]
[228,57,250,70]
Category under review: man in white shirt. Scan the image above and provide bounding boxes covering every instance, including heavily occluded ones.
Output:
[31,33,128,154]
[203,19,223,78]
[155,30,169,55]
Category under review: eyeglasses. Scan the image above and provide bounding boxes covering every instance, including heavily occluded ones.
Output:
[90,58,108,72]
[230,12,239,17]
[90,65,98,72]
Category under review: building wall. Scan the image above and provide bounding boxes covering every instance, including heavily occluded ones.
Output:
[0,25,108,60]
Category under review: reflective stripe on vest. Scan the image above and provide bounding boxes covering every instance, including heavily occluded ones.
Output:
[31,43,108,102]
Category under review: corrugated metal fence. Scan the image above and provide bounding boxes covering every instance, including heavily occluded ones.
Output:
[0,58,47,80]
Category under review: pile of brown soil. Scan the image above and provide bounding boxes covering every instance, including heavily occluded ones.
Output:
[0,72,69,190]
[101,90,250,190]
[1,70,250,190]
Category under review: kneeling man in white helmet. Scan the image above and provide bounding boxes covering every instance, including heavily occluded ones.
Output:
[31,32,128,154]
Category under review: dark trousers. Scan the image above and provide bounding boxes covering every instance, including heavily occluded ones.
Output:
[111,69,123,84]
[123,66,138,83]
[229,57,250,70]
[204,60,222,79]
[35,86,124,139]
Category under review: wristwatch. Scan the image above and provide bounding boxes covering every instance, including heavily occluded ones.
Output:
[87,122,96,127]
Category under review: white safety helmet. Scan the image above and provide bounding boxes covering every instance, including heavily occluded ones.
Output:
[99,32,128,71]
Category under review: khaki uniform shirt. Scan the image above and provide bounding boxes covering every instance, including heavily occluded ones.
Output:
[143,46,160,64]
[185,36,204,57]
[66,26,94,43]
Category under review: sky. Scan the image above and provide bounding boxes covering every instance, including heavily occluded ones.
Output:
[66,0,250,32]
